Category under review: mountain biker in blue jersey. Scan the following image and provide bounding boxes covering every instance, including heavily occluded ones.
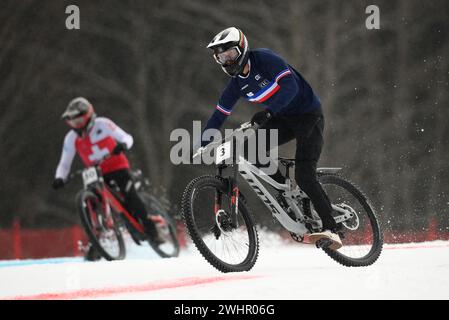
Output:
[201,27,342,249]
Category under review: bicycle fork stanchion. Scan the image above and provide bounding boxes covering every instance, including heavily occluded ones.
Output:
[215,165,224,214]
[230,136,239,227]
[100,188,115,229]
[85,200,99,233]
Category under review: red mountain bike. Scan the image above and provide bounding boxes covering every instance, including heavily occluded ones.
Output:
[70,156,180,260]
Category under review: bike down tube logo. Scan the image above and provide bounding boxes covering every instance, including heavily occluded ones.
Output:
[169,121,279,175]
[240,170,280,215]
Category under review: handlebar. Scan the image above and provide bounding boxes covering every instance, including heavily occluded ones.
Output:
[193,122,259,159]
[66,152,114,183]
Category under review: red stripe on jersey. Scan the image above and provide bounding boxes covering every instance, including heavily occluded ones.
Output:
[257,85,281,103]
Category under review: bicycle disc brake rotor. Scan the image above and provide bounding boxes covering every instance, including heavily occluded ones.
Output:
[337,203,360,231]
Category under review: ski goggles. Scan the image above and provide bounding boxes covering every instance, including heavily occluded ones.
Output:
[214,46,242,66]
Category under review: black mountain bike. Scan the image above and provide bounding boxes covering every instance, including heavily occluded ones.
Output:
[181,122,383,273]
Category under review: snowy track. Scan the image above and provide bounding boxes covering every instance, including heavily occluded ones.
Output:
[1,241,448,300]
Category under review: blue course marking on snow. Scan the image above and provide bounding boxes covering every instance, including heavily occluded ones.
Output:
[0,257,84,269]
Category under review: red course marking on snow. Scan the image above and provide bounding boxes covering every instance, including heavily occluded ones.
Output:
[2,274,262,300]
[384,243,449,250]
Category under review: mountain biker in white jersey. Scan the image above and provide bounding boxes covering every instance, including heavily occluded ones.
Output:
[53,97,163,260]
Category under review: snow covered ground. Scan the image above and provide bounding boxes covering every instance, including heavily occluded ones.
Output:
[1,235,448,300]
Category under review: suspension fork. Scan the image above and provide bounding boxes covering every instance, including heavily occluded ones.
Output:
[214,136,239,227]
[98,186,114,228]
[228,137,240,228]
[228,136,239,226]
[231,165,239,220]
[86,197,99,228]
[214,165,224,214]
[215,167,239,226]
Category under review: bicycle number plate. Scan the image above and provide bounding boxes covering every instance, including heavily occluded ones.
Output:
[215,141,231,164]
[82,167,99,187]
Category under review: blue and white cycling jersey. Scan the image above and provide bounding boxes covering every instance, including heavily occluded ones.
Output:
[203,48,321,144]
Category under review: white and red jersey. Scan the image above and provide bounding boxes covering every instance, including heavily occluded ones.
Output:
[55,117,134,180]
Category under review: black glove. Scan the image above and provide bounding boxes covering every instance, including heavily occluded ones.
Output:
[52,178,65,190]
[112,142,127,155]
[251,110,273,126]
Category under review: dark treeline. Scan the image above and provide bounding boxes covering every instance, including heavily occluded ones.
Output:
[0,0,447,235]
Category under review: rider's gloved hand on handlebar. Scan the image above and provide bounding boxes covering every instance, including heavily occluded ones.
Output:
[52,178,65,190]
[112,142,127,155]
[251,110,273,127]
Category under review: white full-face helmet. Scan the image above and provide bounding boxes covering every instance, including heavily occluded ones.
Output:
[207,27,250,77]
[62,97,96,135]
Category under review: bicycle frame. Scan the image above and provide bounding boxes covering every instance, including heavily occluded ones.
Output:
[236,157,310,235]
[82,166,145,235]
[197,122,355,237]
[242,158,356,232]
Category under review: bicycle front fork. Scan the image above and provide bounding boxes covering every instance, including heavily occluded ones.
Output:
[215,165,239,228]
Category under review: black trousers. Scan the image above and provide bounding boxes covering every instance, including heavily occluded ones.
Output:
[248,109,337,231]
[103,169,148,221]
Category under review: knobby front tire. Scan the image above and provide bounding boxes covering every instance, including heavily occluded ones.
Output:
[181,176,259,273]
[77,190,126,261]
